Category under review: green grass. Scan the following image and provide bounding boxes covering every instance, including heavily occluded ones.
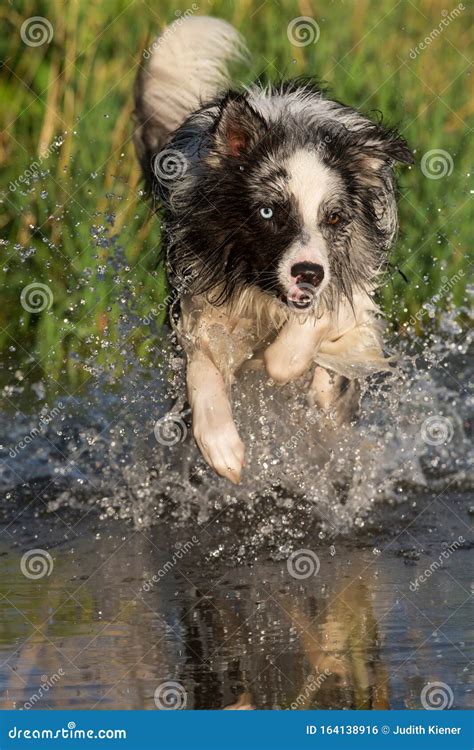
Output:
[0,0,471,383]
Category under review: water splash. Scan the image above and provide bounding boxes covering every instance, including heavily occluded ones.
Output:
[1,308,472,546]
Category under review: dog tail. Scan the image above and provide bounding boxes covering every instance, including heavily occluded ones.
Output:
[133,15,247,182]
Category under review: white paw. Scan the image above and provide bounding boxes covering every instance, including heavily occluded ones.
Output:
[193,414,245,484]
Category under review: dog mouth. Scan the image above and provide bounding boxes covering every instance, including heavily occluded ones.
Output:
[279,284,317,311]
[280,294,313,310]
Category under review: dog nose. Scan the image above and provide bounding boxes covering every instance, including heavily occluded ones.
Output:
[290,262,325,287]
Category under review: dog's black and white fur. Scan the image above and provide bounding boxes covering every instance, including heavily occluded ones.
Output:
[133,16,413,484]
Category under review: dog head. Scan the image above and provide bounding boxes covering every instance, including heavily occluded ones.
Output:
[160,86,413,313]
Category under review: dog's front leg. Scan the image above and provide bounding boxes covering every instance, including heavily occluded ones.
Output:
[263,315,328,385]
[179,296,252,484]
[308,366,338,411]
[187,349,245,484]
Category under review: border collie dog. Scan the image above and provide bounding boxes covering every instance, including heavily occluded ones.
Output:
[133,16,412,484]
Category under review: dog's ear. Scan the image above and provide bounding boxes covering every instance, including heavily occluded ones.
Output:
[337,124,413,190]
[352,124,414,172]
[212,94,268,157]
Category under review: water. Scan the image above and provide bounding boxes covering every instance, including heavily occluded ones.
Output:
[0,310,472,709]
[0,491,472,710]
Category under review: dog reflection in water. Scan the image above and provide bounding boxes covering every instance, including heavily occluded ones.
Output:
[223,692,255,710]
[206,568,389,710]
[282,579,389,710]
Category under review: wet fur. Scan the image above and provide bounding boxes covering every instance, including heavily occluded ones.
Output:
[133,16,412,483]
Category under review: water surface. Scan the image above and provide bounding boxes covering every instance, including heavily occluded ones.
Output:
[0,328,472,710]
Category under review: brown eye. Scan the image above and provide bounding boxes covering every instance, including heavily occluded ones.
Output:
[327,212,341,226]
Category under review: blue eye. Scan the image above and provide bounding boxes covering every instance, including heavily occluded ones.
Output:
[259,207,273,219]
